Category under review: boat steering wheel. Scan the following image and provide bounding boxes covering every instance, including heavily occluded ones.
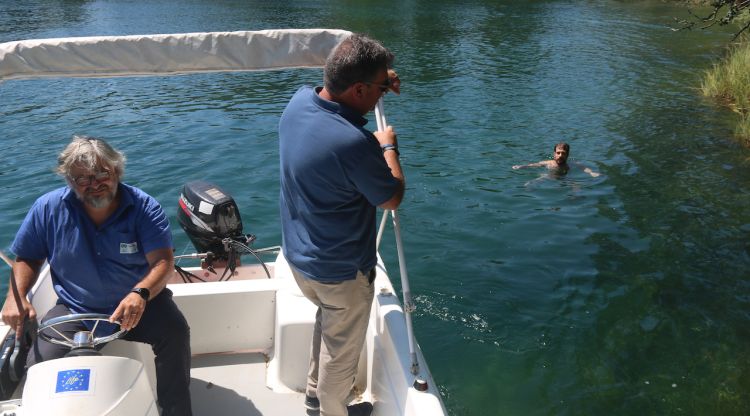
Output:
[38,313,127,349]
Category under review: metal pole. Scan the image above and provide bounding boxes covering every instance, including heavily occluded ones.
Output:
[0,250,14,267]
[376,209,389,250]
[374,99,420,374]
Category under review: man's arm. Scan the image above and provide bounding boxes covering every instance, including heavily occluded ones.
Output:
[573,162,601,177]
[1,257,43,340]
[513,161,547,170]
[583,167,600,177]
[109,247,174,330]
[373,70,404,210]
[373,126,405,210]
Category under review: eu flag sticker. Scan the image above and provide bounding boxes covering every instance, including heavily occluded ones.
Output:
[55,369,91,393]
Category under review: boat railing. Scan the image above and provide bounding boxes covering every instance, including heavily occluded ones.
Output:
[374,100,420,377]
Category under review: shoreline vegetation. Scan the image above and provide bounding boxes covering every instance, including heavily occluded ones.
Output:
[701,36,750,141]
[675,0,750,142]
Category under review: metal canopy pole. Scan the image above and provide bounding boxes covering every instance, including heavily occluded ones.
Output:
[374,99,419,375]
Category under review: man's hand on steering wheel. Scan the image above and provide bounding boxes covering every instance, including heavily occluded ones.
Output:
[110,292,146,331]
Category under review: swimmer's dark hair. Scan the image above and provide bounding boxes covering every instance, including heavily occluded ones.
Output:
[554,142,570,152]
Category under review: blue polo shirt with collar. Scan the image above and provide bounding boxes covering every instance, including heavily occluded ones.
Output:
[11,183,173,315]
[279,86,400,282]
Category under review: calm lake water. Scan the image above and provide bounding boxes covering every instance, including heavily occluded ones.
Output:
[2,1,750,415]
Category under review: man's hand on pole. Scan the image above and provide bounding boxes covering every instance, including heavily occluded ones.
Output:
[1,257,40,341]
[387,69,401,95]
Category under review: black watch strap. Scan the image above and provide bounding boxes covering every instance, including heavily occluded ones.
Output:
[131,287,150,301]
[381,143,399,156]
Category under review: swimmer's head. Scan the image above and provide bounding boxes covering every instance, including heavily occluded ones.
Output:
[553,142,569,166]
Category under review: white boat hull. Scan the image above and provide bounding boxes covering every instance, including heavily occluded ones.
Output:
[0,251,446,415]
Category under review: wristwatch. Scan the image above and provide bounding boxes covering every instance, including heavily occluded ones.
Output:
[131,287,150,301]
[381,143,400,156]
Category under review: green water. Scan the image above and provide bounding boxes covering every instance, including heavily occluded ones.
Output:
[2,1,750,415]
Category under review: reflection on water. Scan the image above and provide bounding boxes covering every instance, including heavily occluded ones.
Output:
[2,1,750,415]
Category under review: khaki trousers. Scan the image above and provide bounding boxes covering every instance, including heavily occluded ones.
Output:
[291,266,375,416]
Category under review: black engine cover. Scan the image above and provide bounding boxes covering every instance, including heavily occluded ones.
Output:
[177,181,243,259]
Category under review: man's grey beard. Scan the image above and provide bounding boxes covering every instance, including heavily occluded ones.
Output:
[75,184,117,209]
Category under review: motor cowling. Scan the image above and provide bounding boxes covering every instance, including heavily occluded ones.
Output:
[177,181,244,262]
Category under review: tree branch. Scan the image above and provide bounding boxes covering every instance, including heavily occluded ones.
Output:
[672,0,750,38]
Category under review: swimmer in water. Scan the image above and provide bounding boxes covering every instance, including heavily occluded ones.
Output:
[512,142,600,177]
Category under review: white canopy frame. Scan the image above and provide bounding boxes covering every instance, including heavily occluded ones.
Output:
[0,29,351,81]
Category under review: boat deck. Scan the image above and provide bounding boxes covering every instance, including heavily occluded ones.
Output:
[190,352,309,416]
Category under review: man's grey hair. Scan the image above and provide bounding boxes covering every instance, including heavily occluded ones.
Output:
[56,135,126,178]
[324,33,394,95]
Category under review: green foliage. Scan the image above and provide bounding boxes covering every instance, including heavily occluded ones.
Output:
[737,113,750,139]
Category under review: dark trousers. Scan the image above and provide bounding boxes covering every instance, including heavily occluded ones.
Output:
[27,289,193,416]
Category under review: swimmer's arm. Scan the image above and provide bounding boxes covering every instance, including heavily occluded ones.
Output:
[512,161,546,170]
[574,162,600,177]
[583,167,600,177]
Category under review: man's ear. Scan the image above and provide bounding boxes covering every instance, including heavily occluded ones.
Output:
[352,82,365,98]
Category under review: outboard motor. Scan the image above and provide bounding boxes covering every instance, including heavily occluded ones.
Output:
[177,181,249,268]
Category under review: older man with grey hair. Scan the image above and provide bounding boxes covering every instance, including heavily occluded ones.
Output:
[1,136,192,416]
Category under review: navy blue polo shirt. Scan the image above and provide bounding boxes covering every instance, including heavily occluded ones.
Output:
[11,183,173,314]
[279,86,400,282]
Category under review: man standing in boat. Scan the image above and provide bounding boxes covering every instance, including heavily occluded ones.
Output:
[279,34,405,416]
[1,136,192,416]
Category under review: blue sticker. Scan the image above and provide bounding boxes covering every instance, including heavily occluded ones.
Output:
[55,369,91,393]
